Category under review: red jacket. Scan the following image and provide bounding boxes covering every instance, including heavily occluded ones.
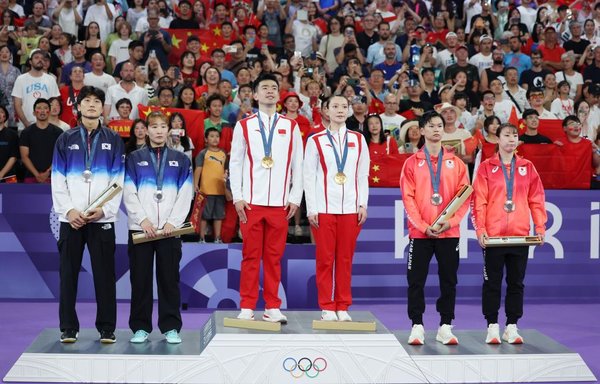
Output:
[472,155,547,238]
[400,148,470,238]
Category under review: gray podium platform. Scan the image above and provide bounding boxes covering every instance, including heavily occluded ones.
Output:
[4,311,596,384]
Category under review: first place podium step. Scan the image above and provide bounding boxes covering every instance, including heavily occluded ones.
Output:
[4,310,596,383]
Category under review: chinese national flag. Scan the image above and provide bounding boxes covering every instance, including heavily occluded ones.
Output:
[537,119,566,142]
[107,119,134,138]
[166,28,225,66]
[137,105,206,158]
[369,154,412,187]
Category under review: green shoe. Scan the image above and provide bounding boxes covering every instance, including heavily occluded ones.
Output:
[164,329,182,344]
[130,330,149,343]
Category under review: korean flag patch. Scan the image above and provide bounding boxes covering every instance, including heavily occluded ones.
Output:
[519,166,527,176]
[169,160,179,167]
[101,143,111,150]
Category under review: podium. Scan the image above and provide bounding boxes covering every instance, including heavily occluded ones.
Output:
[4,311,596,383]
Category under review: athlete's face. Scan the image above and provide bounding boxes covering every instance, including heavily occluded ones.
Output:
[497,127,518,153]
[420,116,444,143]
[328,96,349,124]
[79,95,103,119]
[253,79,279,106]
[147,118,169,146]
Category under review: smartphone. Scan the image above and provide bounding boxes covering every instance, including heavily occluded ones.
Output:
[347,78,358,86]
[307,67,314,75]
[149,50,156,58]
[7,26,14,31]
[310,52,316,60]
[139,65,147,75]
[280,59,288,66]
[293,50,302,59]
[223,45,237,53]
[173,67,180,78]
[170,129,182,137]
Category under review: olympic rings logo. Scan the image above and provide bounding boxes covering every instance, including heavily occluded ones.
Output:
[282,357,327,379]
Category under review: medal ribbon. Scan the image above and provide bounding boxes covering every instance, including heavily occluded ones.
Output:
[500,154,516,202]
[257,111,278,158]
[149,147,168,191]
[325,128,349,175]
[79,127,100,172]
[424,146,443,195]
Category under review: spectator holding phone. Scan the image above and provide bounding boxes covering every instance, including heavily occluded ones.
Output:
[140,9,171,70]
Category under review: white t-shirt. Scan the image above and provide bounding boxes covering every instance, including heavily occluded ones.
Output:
[84,71,118,94]
[291,20,318,58]
[58,7,78,37]
[469,52,493,74]
[9,3,24,17]
[11,72,60,126]
[555,71,583,101]
[463,0,482,33]
[517,6,537,33]
[379,113,406,142]
[134,16,170,33]
[126,8,147,33]
[83,3,117,40]
[442,127,472,155]
[503,86,529,113]
[107,38,132,66]
[550,98,575,120]
[105,82,149,120]
[436,49,456,76]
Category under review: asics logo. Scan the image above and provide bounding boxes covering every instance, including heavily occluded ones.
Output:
[282,357,327,379]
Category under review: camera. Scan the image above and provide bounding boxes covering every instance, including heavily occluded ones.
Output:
[307,67,314,75]
[170,129,183,137]
[347,78,358,86]
[149,50,156,58]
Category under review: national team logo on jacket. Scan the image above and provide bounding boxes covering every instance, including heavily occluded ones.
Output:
[278,129,286,135]
[101,143,111,150]
[169,161,179,167]
[137,161,149,166]
[68,144,80,150]
[348,142,356,149]
[519,166,527,176]
[418,160,425,167]
[446,159,455,169]
[492,166,499,173]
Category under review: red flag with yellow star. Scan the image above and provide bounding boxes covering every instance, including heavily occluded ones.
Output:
[166,28,225,66]
[369,154,412,187]
[137,104,206,158]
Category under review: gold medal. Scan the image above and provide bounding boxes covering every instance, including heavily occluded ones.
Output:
[261,156,274,169]
[334,172,347,185]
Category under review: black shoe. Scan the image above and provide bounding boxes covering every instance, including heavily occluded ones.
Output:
[60,329,78,343]
[99,330,116,344]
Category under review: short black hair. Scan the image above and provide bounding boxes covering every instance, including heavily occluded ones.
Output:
[33,98,50,109]
[157,87,174,97]
[128,40,144,50]
[206,93,225,108]
[526,87,544,99]
[419,110,444,128]
[204,127,220,138]
[253,73,279,93]
[522,108,539,120]
[77,86,106,105]
[562,115,580,128]
[116,98,132,109]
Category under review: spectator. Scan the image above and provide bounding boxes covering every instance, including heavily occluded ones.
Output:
[356,14,379,52]
[0,44,20,129]
[28,1,52,33]
[107,21,133,70]
[374,41,402,82]
[257,0,287,48]
[83,22,106,62]
[445,45,479,94]
[195,66,221,100]
[449,69,480,110]
[503,35,532,79]
[436,32,459,77]
[556,51,583,101]
[399,80,432,119]
[178,51,197,85]
[379,92,406,139]
[18,20,42,69]
[285,7,318,58]
[52,0,82,38]
[480,48,506,92]
[59,41,91,87]
[19,98,63,183]
[140,10,171,70]
[167,112,193,161]
[397,118,421,154]
[526,87,556,119]
[318,17,344,74]
[555,115,600,170]
[104,61,149,120]
[84,52,116,93]
[365,113,398,155]
[503,66,528,114]
[519,50,550,91]
[368,22,402,67]
[112,40,144,79]
[482,115,501,144]
[114,98,132,120]
[193,127,227,243]
[149,86,174,108]
[542,72,558,111]
[175,85,200,110]
[59,65,84,126]
[83,0,115,41]
[282,91,310,143]
[134,0,169,33]
[54,32,73,67]
[126,0,146,34]
[468,34,494,74]
[125,118,147,154]
[551,80,575,119]
[169,0,199,29]
[12,49,60,131]
[563,21,590,62]
[575,100,600,140]
[204,94,229,133]
[48,96,71,130]
[437,101,472,158]
[419,67,441,106]
[346,95,368,132]
[538,26,565,72]
[519,108,552,144]
[210,48,237,88]
[0,105,17,181]
[517,0,537,33]
[218,80,240,125]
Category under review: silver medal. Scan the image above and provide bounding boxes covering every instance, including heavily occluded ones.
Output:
[154,190,164,202]
[82,169,92,183]
[504,200,515,212]
[431,193,443,206]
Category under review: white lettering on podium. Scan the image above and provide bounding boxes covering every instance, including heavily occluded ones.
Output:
[591,202,599,260]
[530,202,563,259]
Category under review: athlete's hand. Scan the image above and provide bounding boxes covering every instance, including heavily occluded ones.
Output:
[478,233,488,248]
[85,207,104,222]
[536,233,545,246]
[433,221,450,235]
[163,222,176,236]
[67,209,86,229]
[285,202,299,220]
[358,206,367,225]
[140,218,158,238]
[308,214,319,228]
[235,200,251,223]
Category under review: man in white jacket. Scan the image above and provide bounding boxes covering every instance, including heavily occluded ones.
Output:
[230,74,304,323]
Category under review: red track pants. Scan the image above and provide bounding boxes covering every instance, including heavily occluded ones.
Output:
[239,205,288,309]
[311,213,361,311]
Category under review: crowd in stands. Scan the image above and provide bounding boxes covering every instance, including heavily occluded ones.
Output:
[0,0,599,236]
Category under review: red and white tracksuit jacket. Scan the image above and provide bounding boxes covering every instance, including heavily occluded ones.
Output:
[472,155,547,238]
[303,126,370,311]
[229,112,304,310]
[400,148,470,239]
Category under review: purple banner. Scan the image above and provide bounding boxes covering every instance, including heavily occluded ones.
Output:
[0,185,598,307]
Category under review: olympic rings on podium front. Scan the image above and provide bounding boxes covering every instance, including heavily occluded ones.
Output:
[282,357,327,379]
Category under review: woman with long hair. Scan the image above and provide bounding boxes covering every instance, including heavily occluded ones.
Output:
[472,122,546,345]
[179,51,199,84]
[167,112,193,160]
[175,85,201,110]
[107,20,134,73]
[48,96,71,131]
[364,114,398,155]
[126,119,148,154]
[83,21,106,62]
[0,44,19,128]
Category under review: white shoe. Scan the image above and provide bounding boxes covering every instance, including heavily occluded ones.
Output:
[237,308,255,320]
[408,324,425,345]
[263,308,288,323]
[336,310,352,322]
[294,225,303,237]
[436,324,459,345]
[503,324,523,344]
[485,323,501,344]
[321,310,338,321]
